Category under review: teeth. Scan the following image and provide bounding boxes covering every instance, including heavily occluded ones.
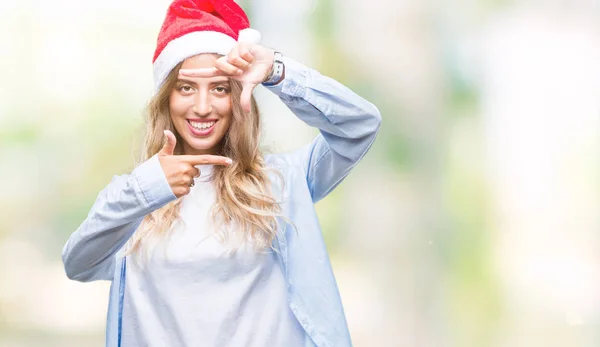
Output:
[190,120,216,130]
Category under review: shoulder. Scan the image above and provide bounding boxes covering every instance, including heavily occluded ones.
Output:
[263,145,314,192]
[264,142,313,175]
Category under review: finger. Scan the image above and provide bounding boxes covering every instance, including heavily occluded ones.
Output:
[227,55,251,70]
[193,167,201,178]
[240,82,255,113]
[159,130,177,156]
[179,174,194,188]
[237,43,254,63]
[227,48,251,70]
[180,174,192,184]
[215,56,244,76]
[179,67,227,78]
[182,154,233,166]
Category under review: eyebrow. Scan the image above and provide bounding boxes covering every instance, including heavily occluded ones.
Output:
[176,78,197,86]
[175,78,230,86]
[210,79,230,86]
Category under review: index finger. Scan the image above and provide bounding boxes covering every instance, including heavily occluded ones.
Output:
[181,154,233,166]
[179,67,227,78]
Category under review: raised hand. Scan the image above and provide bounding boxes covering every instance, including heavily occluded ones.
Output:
[179,43,275,113]
[158,130,232,198]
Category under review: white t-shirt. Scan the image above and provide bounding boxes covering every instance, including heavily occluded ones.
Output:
[121,165,306,346]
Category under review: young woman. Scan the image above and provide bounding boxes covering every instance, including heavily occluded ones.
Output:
[62,1,381,346]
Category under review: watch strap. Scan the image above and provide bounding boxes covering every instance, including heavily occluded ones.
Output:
[262,51,285,86]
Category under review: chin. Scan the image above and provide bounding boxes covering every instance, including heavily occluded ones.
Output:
[184,135,224,154]
[188,141,218,152]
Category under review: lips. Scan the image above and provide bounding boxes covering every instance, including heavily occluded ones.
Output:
[187,119,218,136]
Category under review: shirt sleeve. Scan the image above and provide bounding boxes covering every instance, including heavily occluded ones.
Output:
[264,56,382,203]
[61,154,177,282]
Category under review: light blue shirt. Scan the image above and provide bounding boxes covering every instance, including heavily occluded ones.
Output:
[62,56,382,347]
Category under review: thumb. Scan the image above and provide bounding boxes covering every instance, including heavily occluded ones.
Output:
[159,129,177,156]
[240,82,255,114]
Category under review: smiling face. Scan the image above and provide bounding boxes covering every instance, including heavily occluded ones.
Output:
[169,54,232,155]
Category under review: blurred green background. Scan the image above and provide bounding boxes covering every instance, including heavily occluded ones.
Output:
[1,0,599,346]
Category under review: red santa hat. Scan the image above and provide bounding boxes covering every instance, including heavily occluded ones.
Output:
[152,0,261,91]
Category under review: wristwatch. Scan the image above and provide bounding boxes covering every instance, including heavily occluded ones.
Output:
[262,51,285,86]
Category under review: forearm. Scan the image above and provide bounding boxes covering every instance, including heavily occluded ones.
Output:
[62,155,176,282]
[265,56,382,202]
[265,56,381,153]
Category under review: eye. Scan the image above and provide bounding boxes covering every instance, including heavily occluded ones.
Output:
[177,84,194,94]
[213,86,230,94]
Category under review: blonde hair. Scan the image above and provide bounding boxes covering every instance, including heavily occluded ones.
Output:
[125,57,284,258]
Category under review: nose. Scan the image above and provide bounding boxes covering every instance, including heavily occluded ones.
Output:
[192,90,213,116]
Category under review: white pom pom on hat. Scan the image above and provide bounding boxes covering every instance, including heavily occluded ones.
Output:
[238,28,261,44]
[152,0,262,92]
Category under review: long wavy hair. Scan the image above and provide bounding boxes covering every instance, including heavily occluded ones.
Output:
[125,56,284,258]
